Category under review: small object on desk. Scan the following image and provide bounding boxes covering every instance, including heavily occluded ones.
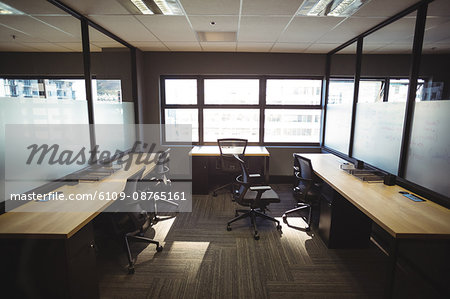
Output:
[399,191,409,194]
[401,193,425,202]
[340,162,355,170]
[355,160,364,169]
[383,173,396,186]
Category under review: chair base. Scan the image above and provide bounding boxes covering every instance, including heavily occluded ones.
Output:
[125,233,163,274]
[282,203,311,230]
[152,199,179,223]
[227,208,281,240]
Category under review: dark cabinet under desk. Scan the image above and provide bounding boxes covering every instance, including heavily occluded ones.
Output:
[318,183,372,249]
[0,222,98,298]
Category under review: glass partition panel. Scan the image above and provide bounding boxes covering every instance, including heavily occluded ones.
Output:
[89,27,136,154]
[353,16,416,174]
[324,43,356,154]
[405,0,450,198]
[0,0,87,202]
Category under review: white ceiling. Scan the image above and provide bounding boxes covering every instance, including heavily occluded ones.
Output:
[0,0,449,54]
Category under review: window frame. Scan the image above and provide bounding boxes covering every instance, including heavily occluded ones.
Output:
[160,75,324,146]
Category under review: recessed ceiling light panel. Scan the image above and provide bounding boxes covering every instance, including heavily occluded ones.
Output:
[0,2,24,15]
[297,0,367,17]
[129,0,183,15]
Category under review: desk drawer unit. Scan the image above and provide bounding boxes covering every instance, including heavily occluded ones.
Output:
[318,183,373,249]
[0,223,98,298]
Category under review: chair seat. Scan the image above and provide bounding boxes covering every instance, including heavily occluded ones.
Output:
[243,188,280,203]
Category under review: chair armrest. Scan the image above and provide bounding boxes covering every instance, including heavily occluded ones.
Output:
[250,186,271,192]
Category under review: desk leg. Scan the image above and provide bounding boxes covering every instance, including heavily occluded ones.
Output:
[264,156,269,183]
[385,238,398,299]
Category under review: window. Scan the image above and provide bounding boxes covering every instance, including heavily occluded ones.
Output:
[161,77,323,145]
[205,79,259,105]
[266,79,321,105]
[388,79,424,102]
[358,79,385,103]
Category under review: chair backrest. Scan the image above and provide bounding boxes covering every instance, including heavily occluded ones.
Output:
[293,154,315,201]
[218,138,248,157]
[123,167,148,230]
[233,154,250,202]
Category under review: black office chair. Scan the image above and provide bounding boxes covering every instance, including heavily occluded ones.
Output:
[227,155,282,240]
[282,154,321,230]
[113,167,163,274]
[212,138,248,197]
[139,148,178,223]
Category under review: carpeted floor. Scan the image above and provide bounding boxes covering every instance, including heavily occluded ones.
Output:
[96,184,387,298]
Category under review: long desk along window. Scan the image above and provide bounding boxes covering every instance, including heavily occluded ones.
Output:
[161,77,322,145]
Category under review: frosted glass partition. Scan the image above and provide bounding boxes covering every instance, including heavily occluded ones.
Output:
[353,102,406,174]
[324,103,353,154]
[94,102,136,153]
[405,101,450,197]
[1,98,90,201]
[324,80,355,154]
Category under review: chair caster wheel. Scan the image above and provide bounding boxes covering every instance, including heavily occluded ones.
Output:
[277,225,282,230]
[227,225,232,231]
[128,267,135,274]
[235,212,239,217]
[213,192,217,197]
[254,234,260,240]
[156,245,163,252]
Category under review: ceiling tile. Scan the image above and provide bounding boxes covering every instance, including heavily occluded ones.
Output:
[19,42,74,52]
[0,15,79,43]
[136,15,197,42]
[306,43,350,54]
[165,41,201,51]
[88,27,117,42]
[242,0,303,16]
[427,0,450,17]
[271,42,310,53]
[88,15,158,42]
[279,16,344,43]
[316,17,383,43]
[180,0,240,15]
[364,18,416,44]
[370,43,414,54]
[59,0,130,15]
[1,0,69,15]
[34,16,82,40]
[200,42,236,51]
[422,42,450,54]
[237,42,273,52]
[423,19,450,44]
[91,41,127,50]
[0,41,38,52]
[0,23,46,43]
[132,41,169,51]
[239,16,290,42]
[354,0,419,18]
[57,42,83,52]
[189,16,238,32]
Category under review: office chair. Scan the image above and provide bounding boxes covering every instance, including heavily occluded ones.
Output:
[282,154,321,230]
[212,138,248,197]
[227,155,282,240]
[139,148,178,223]
[113,167,163,274]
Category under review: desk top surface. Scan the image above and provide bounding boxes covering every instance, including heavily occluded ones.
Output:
[0,154,156,239]
[189,146,269,156]
[301,153,450,239]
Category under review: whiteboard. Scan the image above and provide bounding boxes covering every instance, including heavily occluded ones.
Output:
[405,100,450,197]
[353,102,406,174]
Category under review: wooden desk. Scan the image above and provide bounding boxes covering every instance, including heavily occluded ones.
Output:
[300,153,450,297]
[189,146,270,194]
[0,153,156,298]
